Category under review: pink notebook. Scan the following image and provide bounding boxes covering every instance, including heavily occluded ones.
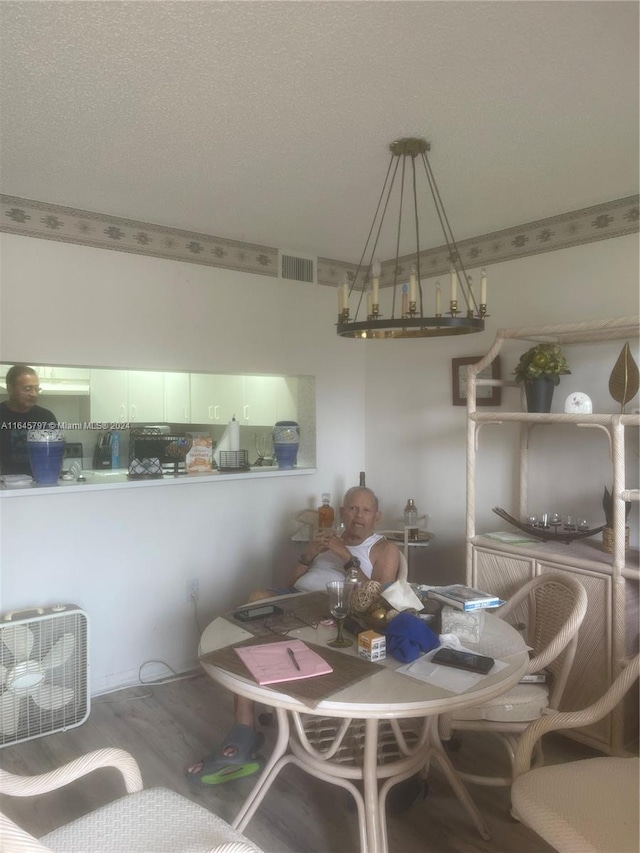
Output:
[234,639,333,686]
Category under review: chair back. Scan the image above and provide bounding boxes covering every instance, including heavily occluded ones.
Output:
[498,573,588,708]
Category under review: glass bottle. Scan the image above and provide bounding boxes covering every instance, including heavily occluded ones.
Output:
[345,564,360,593]
[318,493,335,529]
[404,498,419,541]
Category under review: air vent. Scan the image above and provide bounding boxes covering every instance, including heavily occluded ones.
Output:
[279,252,316,284]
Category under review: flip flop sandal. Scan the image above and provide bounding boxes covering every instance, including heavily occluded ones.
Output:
[186,724,265,787]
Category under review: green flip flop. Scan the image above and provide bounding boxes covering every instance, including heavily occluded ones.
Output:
[187,724,265,787]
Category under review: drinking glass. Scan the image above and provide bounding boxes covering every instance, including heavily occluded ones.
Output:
[326,581,354,648]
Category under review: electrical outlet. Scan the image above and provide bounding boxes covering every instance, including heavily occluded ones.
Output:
[187,578,199,602]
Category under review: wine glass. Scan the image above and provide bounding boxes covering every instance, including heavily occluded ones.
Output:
[326,581,354,648]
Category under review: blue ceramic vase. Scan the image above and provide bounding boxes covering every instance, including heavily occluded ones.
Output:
[27,428,66,485]
[272,421,299,469]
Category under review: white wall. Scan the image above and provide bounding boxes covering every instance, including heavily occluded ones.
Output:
[0,231,638,691]
[0,233,367,692]
[365,234,640,583]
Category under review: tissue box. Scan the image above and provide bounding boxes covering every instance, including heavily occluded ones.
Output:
[358,630,386,661]
[440,605,485,644]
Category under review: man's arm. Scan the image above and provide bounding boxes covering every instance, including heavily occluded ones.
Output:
[370,539,401,586]
[287,529,333,585]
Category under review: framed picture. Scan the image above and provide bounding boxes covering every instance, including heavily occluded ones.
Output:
[452,356,502,406]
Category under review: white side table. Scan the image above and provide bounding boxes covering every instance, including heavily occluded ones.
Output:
[380,519,433,577]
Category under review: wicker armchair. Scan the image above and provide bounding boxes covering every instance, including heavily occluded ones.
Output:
[439,572,588,786]
[511,654,639,853]
[0,748,265,853]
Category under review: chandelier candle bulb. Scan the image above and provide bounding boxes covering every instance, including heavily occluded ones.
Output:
[409,266,417,303]
[366,285,373,317]
[337,281,345,314]
[435,283,442,315]
[372,258,381,305]
[401,284,408,317]
[480,268,487,305]
[450,268,457,302]
[342,277,349,314]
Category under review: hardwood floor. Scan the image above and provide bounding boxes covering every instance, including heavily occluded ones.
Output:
[0,671,601,853]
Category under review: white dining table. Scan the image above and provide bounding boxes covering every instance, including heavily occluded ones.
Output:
[199,593,528,853]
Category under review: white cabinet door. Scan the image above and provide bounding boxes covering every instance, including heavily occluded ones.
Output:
[241,376,279,426]
[127,371,164,422]
[50,367,91,380]
[277,377,298,422]
[190,374,242,423]
[164,373,191,422]
[90,369,128,422]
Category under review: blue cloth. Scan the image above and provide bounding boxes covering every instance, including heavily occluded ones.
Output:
[383,611,440,663]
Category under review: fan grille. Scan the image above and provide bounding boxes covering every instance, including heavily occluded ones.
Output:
[0,606,89,748]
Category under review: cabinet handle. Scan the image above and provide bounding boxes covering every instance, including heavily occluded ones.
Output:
[214,405,220,420]
[208,405,214,420]
[183,406,189,420]
[243,405,249,421]
[130,404,136,421]
[120,404,126,420]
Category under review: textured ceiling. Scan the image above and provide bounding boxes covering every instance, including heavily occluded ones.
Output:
[1,1,638,263]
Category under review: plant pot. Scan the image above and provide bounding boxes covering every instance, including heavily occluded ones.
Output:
[524,376,556,413]
[602,525,630,553]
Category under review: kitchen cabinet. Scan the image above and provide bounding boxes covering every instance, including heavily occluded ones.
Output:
[163,372,191,423]
[241,376,279,425]
[465,316,639,755]
[190,374,243,424]
[277,377,298,421]
[90,369,164,423]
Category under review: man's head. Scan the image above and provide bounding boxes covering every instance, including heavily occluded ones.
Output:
[340,487,381,543]
[6,365,40,413]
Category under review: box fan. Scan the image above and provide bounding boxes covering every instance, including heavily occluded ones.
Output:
[0,604,89,747]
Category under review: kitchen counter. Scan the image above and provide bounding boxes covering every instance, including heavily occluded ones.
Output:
[0,466,315,497]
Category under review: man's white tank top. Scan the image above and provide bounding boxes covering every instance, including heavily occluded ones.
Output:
[294,533,384,593]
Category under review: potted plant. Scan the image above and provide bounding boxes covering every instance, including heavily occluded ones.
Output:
[513,343,571,412]
[602,486,632,553]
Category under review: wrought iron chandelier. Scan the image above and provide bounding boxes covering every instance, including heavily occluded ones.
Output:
[336,137,487,339]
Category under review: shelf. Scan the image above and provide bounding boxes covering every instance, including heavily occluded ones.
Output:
[471,412,640,425]
[495,316,640,346]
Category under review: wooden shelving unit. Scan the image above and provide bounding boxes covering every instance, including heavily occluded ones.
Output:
[464,316,639,755]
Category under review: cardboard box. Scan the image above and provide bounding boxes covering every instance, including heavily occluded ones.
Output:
[358,629,386,661]
[186,436,213,473]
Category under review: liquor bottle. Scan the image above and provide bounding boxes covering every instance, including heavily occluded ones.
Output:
[404,498,419,541]
[359,471,366,487]
[318,493,335,529]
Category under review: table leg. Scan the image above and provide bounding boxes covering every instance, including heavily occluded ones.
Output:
[427,717,491,841]
[233,706,291,832]
[363,717,385,853]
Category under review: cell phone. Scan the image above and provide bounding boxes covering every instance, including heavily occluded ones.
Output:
[233,604,283,622]
[431,647,495,674]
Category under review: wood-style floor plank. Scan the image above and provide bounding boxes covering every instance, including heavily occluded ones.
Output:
[0,671,601,852]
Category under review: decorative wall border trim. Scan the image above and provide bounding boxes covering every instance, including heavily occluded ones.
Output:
[1,193,637,287]
[317,195,639,288]
[0,195,279,278]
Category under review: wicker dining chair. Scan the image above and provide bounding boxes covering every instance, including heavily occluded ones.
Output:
[511,654,639,853]
[0,747,265,853]
[439,572,588,786]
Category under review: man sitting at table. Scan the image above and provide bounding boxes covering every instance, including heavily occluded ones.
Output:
[187,485,400,787]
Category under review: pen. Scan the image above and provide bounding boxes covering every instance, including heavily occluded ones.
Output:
[287,646,301,671]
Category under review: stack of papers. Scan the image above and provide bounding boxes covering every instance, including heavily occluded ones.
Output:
[234,639,333,686]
